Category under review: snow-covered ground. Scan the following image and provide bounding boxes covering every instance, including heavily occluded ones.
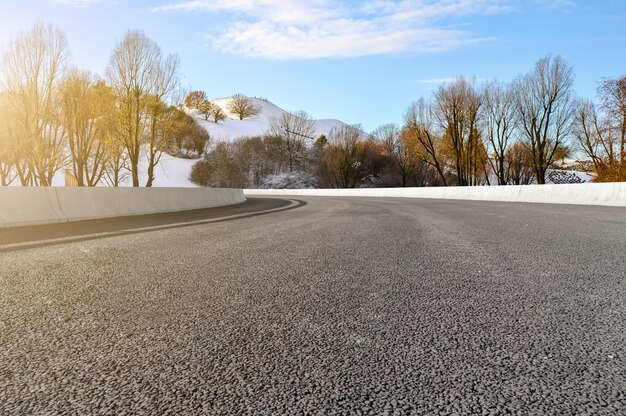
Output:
[189,97,351,142]
[132,153,198,188]
[48,152,199,187]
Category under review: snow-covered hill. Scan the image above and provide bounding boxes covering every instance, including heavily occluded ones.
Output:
[188,97,352,142]
[45,97,353,187]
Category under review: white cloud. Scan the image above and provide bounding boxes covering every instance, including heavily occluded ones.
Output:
[415,77,462,85]
[153,0,333,23]
[414,76,486,85]
[154,0,512,59]
[53,0,113,6]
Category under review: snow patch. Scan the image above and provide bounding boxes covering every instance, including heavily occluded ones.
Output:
[188,97,352,143]
[260,171,316,189]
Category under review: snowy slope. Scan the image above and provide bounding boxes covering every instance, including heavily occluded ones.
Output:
[45,97,355,187]
[135,153,198,187]
[189,97,352,142]
[117,98,349,187]
[48,152,199,188]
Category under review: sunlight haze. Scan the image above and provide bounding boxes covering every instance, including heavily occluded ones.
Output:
[1,0,624,131]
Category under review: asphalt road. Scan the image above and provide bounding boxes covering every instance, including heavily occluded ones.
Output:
[1,196,625,415]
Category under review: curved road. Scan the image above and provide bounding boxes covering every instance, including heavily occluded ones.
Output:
[1,196,625,415]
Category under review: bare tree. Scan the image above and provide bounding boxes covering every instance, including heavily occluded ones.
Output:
[228,94,260,120]
[435,77,485,186]
[72,80,128,187]
[513,55,575,184]
[211,104,227,123]
[195,100,226,123]
[145,53,182,187]
[196,100,213,121]
[235,136,283,186]
[0,90,38,186]
[103,139,129,187]
[59,70,110,186]
[482,81,517,185]
[506,141,534,185]
[321,125,371,188]
[404,98,448,186]
[267,110,316,172]
[373,123,425,187]
[601,76,626,177]
[167,108,210,156]
[0,22,70,186]
[575,76,626,181]
[190,142,247,188]
[0,93,17,185]
[106,30,160,187]
[575,100,606,175]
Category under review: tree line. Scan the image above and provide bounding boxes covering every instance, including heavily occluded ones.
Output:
[0,23,210,187]
[191,55,625,188]
[185,91,262,123]
[190,111,440,189]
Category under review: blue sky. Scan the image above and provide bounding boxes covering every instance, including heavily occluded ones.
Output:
[1,0,625,131]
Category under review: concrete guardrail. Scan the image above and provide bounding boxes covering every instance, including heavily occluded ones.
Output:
[0,187,246,228]
[2,183,622,229]
[244,183,626,207]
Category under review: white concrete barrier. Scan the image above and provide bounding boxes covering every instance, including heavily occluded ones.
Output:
[244,183,626,207]
[0,187,245,228]
[0,187,66,228]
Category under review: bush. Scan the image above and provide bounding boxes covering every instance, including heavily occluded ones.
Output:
[168,109,210,157]
[185,90,208,109]
[260,171,316,189]
[189,142,247,187]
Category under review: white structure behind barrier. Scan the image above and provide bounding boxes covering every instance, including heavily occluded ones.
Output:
[0,187,245,228]
[244,183,626,207]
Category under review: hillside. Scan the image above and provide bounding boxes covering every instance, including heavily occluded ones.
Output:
[45,96,353,187]
[187,97,351,142]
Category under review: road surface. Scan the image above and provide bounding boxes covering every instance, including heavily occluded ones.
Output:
[1,196,625,415]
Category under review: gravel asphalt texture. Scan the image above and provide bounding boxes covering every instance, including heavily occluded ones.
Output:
[1,196,625,415]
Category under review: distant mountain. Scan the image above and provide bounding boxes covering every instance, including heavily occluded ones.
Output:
[186,96,353,142]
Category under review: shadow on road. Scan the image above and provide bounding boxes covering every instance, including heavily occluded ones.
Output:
[0,197,306,253]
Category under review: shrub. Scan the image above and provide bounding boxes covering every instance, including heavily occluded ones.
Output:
[190,142,247,187]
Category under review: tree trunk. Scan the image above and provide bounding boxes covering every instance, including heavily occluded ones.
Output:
[146,117,157,187]
[536,168,546,184]
[77,159,85,187]
[131,153,139,187]
[498,157,506,185]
